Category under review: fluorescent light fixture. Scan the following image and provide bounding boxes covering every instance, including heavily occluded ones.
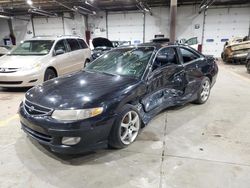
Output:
[0,15,12,19]
[74,6,96,15]
[26,0,33,6]
[85,0,99,10]
[28,8,58,17]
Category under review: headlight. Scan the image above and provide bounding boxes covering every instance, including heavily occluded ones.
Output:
[51,107,103,121]
[21,64,41,72]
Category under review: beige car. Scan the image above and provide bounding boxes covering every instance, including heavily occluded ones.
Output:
[221,37,250,64]
[0,36,91,87]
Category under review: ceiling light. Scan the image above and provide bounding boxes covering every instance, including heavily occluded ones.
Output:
[27,0,33,6]
[74,6,96,15]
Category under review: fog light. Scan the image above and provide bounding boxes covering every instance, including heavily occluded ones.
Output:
[62,137,81,145]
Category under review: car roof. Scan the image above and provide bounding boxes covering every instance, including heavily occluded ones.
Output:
[26,35,83,41]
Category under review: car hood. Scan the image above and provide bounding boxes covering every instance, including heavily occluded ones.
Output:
[92,37,114,48]
[0,55,46,68]
[25,71,139,109]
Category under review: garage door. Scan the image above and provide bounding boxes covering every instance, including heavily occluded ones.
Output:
[203,8,250,57]
[33,17,64,36]
[107,12,144,44]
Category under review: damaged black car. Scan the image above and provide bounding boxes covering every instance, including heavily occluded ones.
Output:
[19,43,218,154]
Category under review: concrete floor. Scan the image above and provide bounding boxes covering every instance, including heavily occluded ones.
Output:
[0,61,250,188]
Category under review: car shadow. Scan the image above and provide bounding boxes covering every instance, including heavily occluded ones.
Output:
[15,135,135,167]
[0,87,31,93]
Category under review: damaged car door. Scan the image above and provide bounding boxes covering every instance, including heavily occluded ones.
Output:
[178,47,205,101]
[142,47,186,114]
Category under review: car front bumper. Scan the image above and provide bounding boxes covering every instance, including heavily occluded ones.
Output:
[19,103,115,154]
[0,70,43,87]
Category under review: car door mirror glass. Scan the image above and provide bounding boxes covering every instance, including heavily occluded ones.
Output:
[55,49,65,56]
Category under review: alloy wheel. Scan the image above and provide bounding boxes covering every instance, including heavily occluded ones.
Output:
[120,111,140,145]
[200,80,210,102]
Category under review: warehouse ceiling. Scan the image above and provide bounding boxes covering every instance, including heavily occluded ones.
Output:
[0,0,249,16]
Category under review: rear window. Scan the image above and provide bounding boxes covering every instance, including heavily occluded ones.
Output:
[66,39,80,51]
[78,39,88,49]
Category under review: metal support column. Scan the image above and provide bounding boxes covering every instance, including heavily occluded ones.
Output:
[106,11,108,38]
[62,16,65,35]
[31,15,36,37]
[201,9,207,47]
[170,0,177,43]
[143,12,146,43]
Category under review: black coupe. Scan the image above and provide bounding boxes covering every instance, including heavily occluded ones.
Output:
[19,43,218,154]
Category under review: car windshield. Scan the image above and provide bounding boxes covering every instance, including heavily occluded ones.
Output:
[10,40,54,56]
[86,47,154,78]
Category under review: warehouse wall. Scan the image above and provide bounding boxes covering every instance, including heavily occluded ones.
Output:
[203,7,250,57]
[88,5,250,57]
[2,13,88,45]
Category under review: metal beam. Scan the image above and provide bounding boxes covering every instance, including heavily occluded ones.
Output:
[170,0,177,43]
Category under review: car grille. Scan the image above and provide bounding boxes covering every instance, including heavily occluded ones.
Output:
[24,99,53,116]
[0,68,19,73]
[22,124,52,143]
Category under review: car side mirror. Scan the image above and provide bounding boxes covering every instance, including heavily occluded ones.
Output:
[54,49,65,56]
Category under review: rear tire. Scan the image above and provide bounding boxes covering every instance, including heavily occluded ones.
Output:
[193,77,211,104]
[44,69,57,82]
[84,59,91,68]
[108,105,141,149]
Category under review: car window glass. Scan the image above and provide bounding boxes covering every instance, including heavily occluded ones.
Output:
[180,48,199,63]
[78,39,88,49]
[54,40,66,53]
[153,47,178,70]
[186,37,198,45]
[67,39,80,51]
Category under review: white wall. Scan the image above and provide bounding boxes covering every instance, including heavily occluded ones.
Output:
[203,7,250,56]
[0,13,88,45]
[108,11,144,43]
[88,11,107,39]
[88,5,250,57]
[145,7,169,42]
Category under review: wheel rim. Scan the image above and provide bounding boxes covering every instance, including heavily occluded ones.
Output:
[200,80,210,102]
[120,111,140,145]
[47,74,55,80]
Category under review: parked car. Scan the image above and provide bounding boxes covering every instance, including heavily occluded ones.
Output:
[179,37,202,52]
[221,36,250,64]
[0,36,91,87]
[151,37,170,44]
[246,53,250,73]
[91,37,114,61]
[19,43,218,154]
[0,45,12,56]
[112,41,131,47]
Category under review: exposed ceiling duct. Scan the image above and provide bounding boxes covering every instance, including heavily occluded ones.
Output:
[53,0,75,12]
[28,8,58,17]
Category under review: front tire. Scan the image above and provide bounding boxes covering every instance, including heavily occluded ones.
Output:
[44,69,57,82]
[84,59,91,68]
[109,105,141,149]
[247,61,250,74]
[193,77,211,104]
